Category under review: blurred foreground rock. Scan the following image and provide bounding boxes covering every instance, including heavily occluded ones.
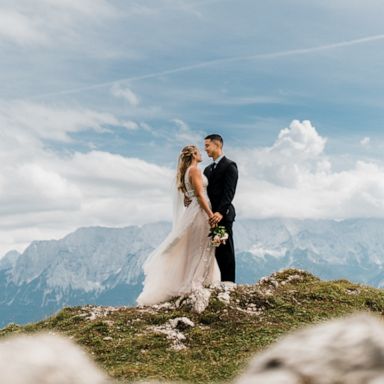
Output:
[0,333,109,384]
[236,313,384,384]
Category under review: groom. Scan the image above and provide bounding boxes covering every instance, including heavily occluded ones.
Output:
[204,134,238,283]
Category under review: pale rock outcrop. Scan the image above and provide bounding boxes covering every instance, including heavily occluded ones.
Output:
[149,317,195,351]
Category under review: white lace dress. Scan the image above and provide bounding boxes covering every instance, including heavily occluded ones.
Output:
[137,167,221,306]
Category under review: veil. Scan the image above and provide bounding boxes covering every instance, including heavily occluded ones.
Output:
[172,182,185,231]
[172,155,186,231]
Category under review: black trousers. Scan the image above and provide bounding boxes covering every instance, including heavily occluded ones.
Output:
[215,221,235,282]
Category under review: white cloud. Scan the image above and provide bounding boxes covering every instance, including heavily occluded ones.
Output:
[0,9,47,45]
[233,120,384,220]
[41,0,116,17]
[111,85,140,107]
[0,148,174,255]
[172,118,202,144]
[122,121,139,130]
[0,100,139,142]
[236,120,328,188]
[361,137,371,147]
[3,113,384,256]
[139,122,153,132]
[272,120,326,157]
[0,101,172,255]
[0,0,119,46]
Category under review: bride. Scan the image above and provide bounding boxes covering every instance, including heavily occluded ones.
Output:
[137,145,221,306]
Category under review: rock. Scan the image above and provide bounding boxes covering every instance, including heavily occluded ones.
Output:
[0,333,109,384]
[236,313,384,384]
[149,317,195,351]
[176,287,212,314]
[218,291,231,304]
[169,317,195,331]
[80,305,120,321]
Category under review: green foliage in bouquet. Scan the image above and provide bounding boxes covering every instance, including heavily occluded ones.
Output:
[208,225,229,247]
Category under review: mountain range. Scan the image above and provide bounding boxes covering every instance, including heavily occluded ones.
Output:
[1,218,384,327]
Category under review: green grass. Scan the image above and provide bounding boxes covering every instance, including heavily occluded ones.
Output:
[1,269,384,383]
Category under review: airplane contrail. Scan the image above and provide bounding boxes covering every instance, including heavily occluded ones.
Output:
[32,33,384,100]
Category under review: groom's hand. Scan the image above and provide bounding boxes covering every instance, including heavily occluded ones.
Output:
[209,212,223,226]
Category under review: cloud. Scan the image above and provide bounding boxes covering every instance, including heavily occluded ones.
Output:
[361,137,371,147]
[0,0,119,46]
[139,122,153,132]
[0,148,174,255]
[236,120,328,188]
[0,9,47,45]
[3,114,384,255]
[172,118,203,144]
[272,120,327,157]
[0,100,171,254]
[41,0,116,17]
[121,121,139,131]
[233,120,384,220]
[0,100,139,142]
[111,85,140,107]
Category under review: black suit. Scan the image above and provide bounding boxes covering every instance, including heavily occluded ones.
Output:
[204,156,238,282]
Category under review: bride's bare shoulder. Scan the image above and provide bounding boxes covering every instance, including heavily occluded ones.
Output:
[188,166,202,179]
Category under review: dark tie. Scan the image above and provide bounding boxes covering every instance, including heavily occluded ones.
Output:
[211,162,216,172]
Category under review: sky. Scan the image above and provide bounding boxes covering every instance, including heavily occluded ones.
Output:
[2,0,384,255]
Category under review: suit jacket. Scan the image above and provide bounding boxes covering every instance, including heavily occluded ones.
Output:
[204,156,238,223]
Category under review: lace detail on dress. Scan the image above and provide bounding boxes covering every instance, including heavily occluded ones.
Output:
[184,166,208,199]
[178,166,214,291]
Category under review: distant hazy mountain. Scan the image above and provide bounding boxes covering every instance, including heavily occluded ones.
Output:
[1,218,384,327]
[0,223,171,327]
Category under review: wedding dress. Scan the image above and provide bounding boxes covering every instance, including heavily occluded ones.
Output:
[137,167,221,306]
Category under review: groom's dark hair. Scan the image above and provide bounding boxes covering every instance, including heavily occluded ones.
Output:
[205,134,223,146]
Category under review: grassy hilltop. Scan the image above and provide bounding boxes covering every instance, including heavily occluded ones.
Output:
[1,269,384,383]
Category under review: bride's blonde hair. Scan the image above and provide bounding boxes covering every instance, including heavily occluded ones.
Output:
[176,145,198,194]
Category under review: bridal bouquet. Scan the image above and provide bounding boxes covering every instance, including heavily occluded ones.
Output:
[209,225,229,247]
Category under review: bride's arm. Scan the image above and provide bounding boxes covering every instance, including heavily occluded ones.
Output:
[189,167,213,218]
